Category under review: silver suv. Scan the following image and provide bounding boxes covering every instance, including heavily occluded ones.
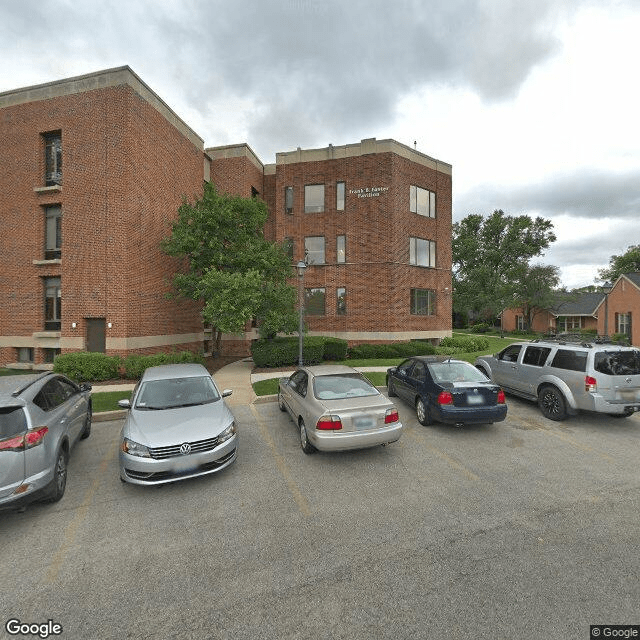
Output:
[0,373,92,510]
[475,336,640,420]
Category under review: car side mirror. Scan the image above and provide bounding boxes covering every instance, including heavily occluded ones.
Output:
[117,399,131,409]
[221,389,232,398]
[79,382,92,392]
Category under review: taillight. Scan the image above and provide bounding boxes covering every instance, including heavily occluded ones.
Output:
[0,426,48,452]
[437,391,454,405]
[384,408,399,424]
[497,390,506,404]
[316,415,343,430]
[585,376,597,392]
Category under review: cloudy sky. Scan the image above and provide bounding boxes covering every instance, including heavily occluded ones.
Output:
[3,0,639,288]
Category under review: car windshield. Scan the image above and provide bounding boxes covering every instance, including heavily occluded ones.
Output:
[594,350,640,375]
[429,361,489,384]
[313,374,379,400]
[135,376,220,410]
[0,406,27,438]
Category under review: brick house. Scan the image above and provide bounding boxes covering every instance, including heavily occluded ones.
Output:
[0,66,452,369]
[595,273,640,345]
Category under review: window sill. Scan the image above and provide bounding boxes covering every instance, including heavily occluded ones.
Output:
[34,185,62,194]
[33,331,61,339]
[33,259,61,266]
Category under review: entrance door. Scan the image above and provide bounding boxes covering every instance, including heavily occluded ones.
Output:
[86,318,106,353]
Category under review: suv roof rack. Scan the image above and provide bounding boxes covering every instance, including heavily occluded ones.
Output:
[532,334,628,348]
[10,371,54,397]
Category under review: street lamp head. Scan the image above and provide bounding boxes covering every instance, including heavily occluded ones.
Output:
[296,261,307,277]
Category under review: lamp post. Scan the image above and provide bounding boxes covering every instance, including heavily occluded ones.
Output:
[297,261,307,367]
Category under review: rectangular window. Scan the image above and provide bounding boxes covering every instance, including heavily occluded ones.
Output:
[336,181,345,211]
[285,186,294,214]
[617,313,631,335]
[44,277,61,331]
[410,185,436,218]
[283,237,294,261]
[557,316,582,332]
[516,315,526,331]
[17,347,34,363]
[410,289,435,316]
[43,348,61,364]
[522,346,552,367]
[409,237,436,268]
[337,287,347,316]
[304,236,325,265]
[305,288,326,316]
[304,184,325,213]
[337,235,346,263]
[44,205,62,260]
[44,131,62,186]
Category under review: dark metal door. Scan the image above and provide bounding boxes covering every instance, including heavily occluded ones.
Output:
[86,318,106,353]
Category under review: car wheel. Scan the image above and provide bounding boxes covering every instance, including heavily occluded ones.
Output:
[278,392,287,412]
[81,403,92,439]
[387,378,397,397]
[43,447,68,503]
[299,419,316,455]
[416,397,433,426]
[538,385,568,421]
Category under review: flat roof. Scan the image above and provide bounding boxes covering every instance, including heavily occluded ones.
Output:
[0,66,204,150]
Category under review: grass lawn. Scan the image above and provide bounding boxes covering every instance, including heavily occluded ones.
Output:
[91,389,132,413]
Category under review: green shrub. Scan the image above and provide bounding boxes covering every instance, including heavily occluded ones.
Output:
[434,346,465,355]
[439,336,489,352]
[53,352,121,382]
[251,337,325,368]
[322,337,348,361]
[347,341,436,359]
[580,328,597,336]
[122,351,205,380]
[469,322,491,333]
[611,333,631,345]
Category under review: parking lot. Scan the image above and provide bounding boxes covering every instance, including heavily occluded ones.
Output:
[1,394,639,640]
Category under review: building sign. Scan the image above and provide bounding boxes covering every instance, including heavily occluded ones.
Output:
[349,186,390,198]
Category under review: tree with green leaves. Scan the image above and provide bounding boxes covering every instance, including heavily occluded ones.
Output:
[452,210,556,322]
[597,245,640,283]
[161,183,298,352]
[510,263,561,330]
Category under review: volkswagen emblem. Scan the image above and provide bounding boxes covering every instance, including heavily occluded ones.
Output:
[179,443,192,455]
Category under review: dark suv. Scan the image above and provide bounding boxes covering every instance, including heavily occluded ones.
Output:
[475,336,640,420]
[0,373,92,510]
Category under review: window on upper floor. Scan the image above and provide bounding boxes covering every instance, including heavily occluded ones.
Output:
[337,235,346,264]
[44,277,61,331]
[304,236,325,265]
[304,184,325,213]
[43,131,62,186]
[337,287,347,316]
[336,182,345,211]
[410,288,435,316]
[410,185,435,218]
[285,186,294,214]
[305,288,326,316]
[44,205,62,260]
[409,237,436,268]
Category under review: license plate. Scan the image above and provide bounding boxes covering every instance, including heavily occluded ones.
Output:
[467,395,485,405]
[354,416,376,430]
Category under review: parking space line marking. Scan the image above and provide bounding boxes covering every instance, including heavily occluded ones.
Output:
[405,428,480,482]
[45,443,117,583]
[250,405,311,517]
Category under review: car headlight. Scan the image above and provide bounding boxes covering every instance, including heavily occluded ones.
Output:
[218,421,236,444]
[121,438,151,458]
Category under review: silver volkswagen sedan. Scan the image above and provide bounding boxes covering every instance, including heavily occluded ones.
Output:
[278,365,403,454]
[118,364,237,485]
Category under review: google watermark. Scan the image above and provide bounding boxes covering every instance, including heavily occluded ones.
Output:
[591,626,639,638]
[5,619,63,639]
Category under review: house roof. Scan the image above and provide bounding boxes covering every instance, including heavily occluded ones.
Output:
[550,292,605,317]
[623,272,640,289]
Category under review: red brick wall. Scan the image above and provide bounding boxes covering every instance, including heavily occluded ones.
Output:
[597,278,640,345]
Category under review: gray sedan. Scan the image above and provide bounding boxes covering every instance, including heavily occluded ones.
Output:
[118,364,237,485]
[278,365,403,454]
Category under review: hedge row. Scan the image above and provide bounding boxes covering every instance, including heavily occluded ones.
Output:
[347,341,436,359]
[438,336,490,352]
[53,351,205,382]
[251,337,341,368]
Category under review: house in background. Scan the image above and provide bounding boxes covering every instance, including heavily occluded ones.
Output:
[596,272,640,345]
[501,292,604,335]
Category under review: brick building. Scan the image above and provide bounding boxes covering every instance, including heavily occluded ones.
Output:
[0,67,452,368]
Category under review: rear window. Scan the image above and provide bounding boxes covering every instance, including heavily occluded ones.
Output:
[0,406,27,439]
[428,362,488,384]
[550,349,588,372]
[594,350,640,375]
[313,374,378,400]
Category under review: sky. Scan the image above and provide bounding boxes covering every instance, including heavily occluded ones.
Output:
[2,0,640,289]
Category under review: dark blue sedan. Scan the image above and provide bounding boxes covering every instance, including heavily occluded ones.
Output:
[386,356,507,427]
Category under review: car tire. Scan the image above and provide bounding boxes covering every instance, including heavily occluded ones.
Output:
[387,378,397,397]
[81,403,92,439]
[278,393,287,412]
[43,447,68,503]
[416,397,433,426]
[299,419,316,455]
[538,385,568,421]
